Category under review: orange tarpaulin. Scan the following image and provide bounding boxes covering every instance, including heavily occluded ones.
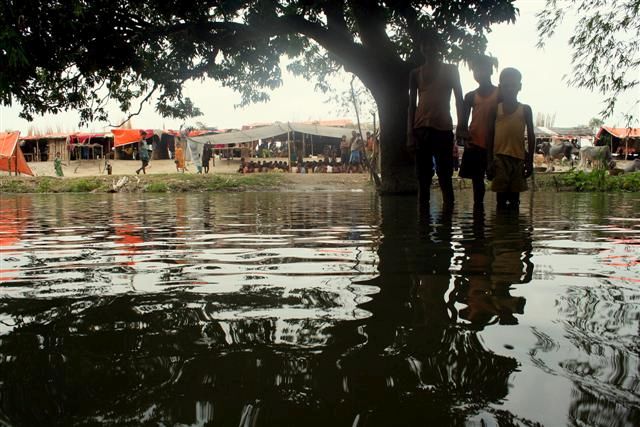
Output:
[597,127,640,139]
[0,132,34,176]
[112,129,154,147]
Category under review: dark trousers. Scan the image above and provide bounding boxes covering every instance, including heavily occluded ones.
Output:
[414,127,454,205]
[136,159,149,174]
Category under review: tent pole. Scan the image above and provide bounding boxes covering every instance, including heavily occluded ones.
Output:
[287,131,291,168]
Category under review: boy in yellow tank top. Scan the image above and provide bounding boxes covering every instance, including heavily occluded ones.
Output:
[486,68,535,209]
[459,54,499,207]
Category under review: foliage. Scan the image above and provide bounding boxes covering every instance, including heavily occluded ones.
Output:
[560,169,640,192]
[588,117,604,130]
[68,178,102,193]
[537,0,640,121]
[145,182,168,193]
[36,177,52,193]
[0,173,283,193]
[0,178,29,193]
[1,1,518,126]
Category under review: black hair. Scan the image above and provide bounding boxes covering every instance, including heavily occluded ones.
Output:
[499,67,522,84]
[470,54,498,71]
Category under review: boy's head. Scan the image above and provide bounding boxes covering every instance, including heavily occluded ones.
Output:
[499,67,522,99]
[55,152,60,157]
[470,54,497,84]
[419,29,445,60]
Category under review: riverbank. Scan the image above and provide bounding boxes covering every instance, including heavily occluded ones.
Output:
[2,170,639,193]
[0,173,376,193]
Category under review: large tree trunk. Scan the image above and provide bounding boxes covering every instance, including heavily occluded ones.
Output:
[374,84,417,194]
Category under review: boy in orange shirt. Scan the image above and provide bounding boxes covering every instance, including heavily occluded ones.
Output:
[486,68,535,209]
[459,55,499,207]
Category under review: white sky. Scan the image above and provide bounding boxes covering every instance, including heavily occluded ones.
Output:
[1,0,638,134]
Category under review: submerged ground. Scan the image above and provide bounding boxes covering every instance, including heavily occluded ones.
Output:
[0,190,638,426]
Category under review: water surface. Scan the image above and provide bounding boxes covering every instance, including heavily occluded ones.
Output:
[0,191,638,426]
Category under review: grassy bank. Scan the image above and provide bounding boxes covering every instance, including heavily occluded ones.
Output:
[1,170,638,194]
[531,170,640,192]
[0,173,283,194]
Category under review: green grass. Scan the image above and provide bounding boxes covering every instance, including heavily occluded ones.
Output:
[67,178,102,193]
[36,177,53,193]
[0,173,283,194]
[558,170,640,192]
[146,182,168,193]
[0,179,30,193]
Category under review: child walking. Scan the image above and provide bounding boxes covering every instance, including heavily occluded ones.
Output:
[54,152,64,177]
[459,54,499,207]
[486,68,535,209]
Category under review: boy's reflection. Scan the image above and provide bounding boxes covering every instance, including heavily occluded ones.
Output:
[454,210,532,328]
[343,198,528,424]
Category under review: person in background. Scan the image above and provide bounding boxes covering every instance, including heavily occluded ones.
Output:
[340,134,350,167]
[459,54,499,208]
[136,131,150,175]
[54,152,64,177]
[407,29,465,206]
[486,67,535,210]
[175,138,186,173]
[349,131,364,173]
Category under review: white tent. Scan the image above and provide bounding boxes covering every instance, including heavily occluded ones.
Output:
[187,122,371,146]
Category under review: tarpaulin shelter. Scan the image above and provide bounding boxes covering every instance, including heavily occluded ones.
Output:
[0,132,34,176]
[112,129,156,147]
[595,127,640,157]
[188,122,367,145]
[187,122,370,158]
[68,132,111,161]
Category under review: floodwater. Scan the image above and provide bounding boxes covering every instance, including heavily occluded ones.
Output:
[0,191,638,426]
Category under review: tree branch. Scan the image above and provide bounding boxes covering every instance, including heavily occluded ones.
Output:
[108,83,158,128]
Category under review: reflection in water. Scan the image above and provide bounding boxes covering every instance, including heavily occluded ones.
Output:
[0,192,638,426]
[454,210,531,328]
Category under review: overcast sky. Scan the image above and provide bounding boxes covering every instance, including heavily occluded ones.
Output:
[1,0,638,134]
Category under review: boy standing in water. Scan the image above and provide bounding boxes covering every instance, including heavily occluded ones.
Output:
[486,68,535,209]
[408,31,464,206]
[459,55,499,207]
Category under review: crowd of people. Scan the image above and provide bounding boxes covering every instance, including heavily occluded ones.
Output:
[237,158,370,174]
[237,129,378,175]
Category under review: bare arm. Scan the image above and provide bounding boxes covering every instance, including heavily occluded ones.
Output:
[524,105,535,163]
[485,105,498,179]
[451,66,465,135]
[407,69,418,135]
[524,104,536,177]
[460,91,474,138]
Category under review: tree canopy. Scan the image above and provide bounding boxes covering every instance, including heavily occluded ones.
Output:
[537,0,640,122]
[1,0,518,126]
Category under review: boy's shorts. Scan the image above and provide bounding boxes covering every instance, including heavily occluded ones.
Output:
[349,151,361,164]
[491,154,528,192]
[459,144,487,179]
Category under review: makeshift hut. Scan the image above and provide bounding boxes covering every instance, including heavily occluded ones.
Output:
[19,132,68,162]
[0,132,34,176]
[68,132,111,161]
[595,127,640,159]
